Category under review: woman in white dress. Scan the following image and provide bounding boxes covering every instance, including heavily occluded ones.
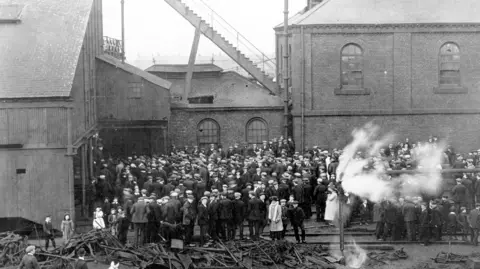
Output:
[268,196,283,240]
[324,185,338,226]
[93,207,106,230]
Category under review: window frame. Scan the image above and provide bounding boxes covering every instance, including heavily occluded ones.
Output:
[246,118,269,146]
[128,82,143,99]
[434,42,467,94]
[197,118,220,149]
[335,43,370,95]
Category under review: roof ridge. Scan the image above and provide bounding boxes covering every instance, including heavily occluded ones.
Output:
[295,0,331,25]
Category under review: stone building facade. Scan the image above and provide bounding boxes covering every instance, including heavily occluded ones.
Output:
[278,0,480,152]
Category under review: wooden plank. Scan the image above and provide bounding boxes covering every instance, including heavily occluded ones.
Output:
[0,109,9,144]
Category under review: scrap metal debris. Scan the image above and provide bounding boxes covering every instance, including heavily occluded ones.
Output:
[433,252,469,264]
[364,248,408,267]
[1,230,410,269]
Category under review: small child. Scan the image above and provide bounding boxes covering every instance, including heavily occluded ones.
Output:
[280,199,290,238]
[93,207,106,230]
[108,208,118,236]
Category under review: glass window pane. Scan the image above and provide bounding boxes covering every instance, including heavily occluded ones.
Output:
[246,119,268,145]
[197,119,219,147]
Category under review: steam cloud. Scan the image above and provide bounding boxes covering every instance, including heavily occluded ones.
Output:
[337,122,445,203]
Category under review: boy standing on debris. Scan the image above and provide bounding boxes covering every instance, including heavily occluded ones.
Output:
[289,200,306,244]
[43,215,56,250]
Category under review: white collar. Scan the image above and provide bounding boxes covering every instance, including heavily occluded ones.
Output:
[79,257,85,260]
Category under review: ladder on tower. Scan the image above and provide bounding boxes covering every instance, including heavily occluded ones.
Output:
[163,0,279,94]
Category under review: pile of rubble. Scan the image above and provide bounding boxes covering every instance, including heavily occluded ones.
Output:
[364,248,408,267]
[1,230,410,269]
[0,232,29,267]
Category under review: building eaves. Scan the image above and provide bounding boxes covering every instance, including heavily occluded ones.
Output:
[97,54,172,90]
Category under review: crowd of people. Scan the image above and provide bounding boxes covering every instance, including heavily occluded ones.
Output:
[66,134,480,249]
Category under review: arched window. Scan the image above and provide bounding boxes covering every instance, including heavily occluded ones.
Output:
[439,42,461,86]
[341,44,363,87]
[197,119,220,149]
[246,118,268,145]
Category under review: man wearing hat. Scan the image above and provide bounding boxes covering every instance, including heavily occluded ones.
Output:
[73,248,88,269]
[452,178,467,212]
[418,202,431,246]
[207,193,220,241]
[197,196,210,246]
[19,245,40,269]
[247,191,262,241]
[131,196,150,246]
[233,192,246,240]
[468,203,480,246]
[182,194,196,245]
[289,201,306,244]
[218,193,234,240]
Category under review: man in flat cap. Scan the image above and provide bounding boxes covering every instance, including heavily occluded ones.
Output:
[289,201,306,244]
[182,194,196,245]
[19,245,40,269]
[468,203,480,246]
[233,192,246,240]
[197,196,209,246]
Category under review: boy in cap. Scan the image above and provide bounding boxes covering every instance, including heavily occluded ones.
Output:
[289,201,306,244]
[233,192,246,240]
[19,245,39,269]
[74,248,88,269]
[43,215,56,250]
[468,203,480,246]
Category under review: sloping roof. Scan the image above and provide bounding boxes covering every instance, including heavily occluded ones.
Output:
[169,71,283,108]
[97,54,172,90]
[0,0,94,99]
[145,64,223,73]
[281,0,480,27]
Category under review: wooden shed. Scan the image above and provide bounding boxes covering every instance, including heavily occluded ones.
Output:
[0,0,103,230]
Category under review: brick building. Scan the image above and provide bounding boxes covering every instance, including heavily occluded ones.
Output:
[147,64,284,149]
[278,0,480,152]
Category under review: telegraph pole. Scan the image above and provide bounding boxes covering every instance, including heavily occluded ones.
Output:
[121,0,125,63]
[283,0,289,139]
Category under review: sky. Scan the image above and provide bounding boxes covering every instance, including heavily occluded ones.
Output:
[102,0,306,64]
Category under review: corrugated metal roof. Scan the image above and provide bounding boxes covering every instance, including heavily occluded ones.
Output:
[145,64,223,73]
[279,0,480,27]
[97,54,172,90]
[0,0,93,99]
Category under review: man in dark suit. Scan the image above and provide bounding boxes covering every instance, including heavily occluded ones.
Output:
[382,201,397,241]
[313,180,327,222]
[430,201,443,241]
[218,193,233,240]
[130,197,150,246]
[289,200,306,244]
[233,192,246,240]
[468,203,480,246]
[403,198,417,241]
[419,203,431,246]
[197,197,209,246]
[207,194,220,241]
[43,215,56,250]
[452,178,468,211]
[247,191,262,241]
[182,195,196,245]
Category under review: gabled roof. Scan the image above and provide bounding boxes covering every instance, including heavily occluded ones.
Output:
[145,63,223,73]
[279,0,480,27]
[0,0,93,99]
[97,55,172,90]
